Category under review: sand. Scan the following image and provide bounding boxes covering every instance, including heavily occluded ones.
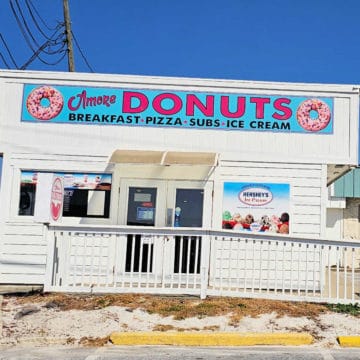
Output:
[0,295,359,348]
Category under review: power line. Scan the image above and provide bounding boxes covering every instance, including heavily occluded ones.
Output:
[25,0,58,37]
[9,0,60,65]
[71,31,94,73]
[14,0,42,48]
[0,52,11,69]
[15,0,66,56]
[0,33,19,68]
[10,0,66,58]
[4,0,95,72]
[20,40,67,70]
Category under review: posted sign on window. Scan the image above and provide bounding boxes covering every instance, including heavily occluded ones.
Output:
[34,173,64,223]
[222,182,290,234]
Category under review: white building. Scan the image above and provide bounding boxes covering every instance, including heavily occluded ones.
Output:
[0,70,359,302]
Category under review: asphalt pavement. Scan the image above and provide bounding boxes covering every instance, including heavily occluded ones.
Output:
[1,345,360,360]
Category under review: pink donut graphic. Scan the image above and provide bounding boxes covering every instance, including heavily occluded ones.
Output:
[296,99,331,132]
[26,86,64,121]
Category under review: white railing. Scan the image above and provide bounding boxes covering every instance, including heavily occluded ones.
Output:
[46,226,209,298]
[208,232,360,304]
[45,225,360,304]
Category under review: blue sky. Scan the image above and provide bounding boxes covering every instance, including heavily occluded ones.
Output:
[1,0,360,84]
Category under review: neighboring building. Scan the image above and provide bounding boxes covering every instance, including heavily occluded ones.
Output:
[328,168,360,240]
[0,70,358,301]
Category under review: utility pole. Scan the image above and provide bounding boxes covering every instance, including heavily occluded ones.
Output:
[63,0,75,71]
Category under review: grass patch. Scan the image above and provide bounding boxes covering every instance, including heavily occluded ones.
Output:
[11,292,333,322]
[326,303,360,316]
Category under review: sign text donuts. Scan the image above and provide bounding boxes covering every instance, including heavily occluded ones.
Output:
[22,84,334,134]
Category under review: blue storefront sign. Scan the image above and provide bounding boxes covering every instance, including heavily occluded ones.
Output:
[22,84,333,133]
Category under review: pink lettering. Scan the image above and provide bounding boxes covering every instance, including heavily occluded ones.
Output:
[68,90,84,111]
[273,98,292,120]
[122,91,149,113]
[250,97,271,119]
[68,90,116,111]
[153,93,182,115]
[220,96,246,118]
[186,94,214,116]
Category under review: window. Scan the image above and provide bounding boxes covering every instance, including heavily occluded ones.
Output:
[18,171,112,218]
[19,171,36,215]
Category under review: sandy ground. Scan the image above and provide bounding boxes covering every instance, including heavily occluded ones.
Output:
[0,294,359,348]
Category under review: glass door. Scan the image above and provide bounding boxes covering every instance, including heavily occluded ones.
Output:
[163,181,212,276]
[118,179,212,277]
[119,179,166,274]
[173,188,204,274]
[119,179,211,228]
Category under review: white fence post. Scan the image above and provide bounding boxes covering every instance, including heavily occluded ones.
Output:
[43,225,54,292]
[200,232,211,299]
